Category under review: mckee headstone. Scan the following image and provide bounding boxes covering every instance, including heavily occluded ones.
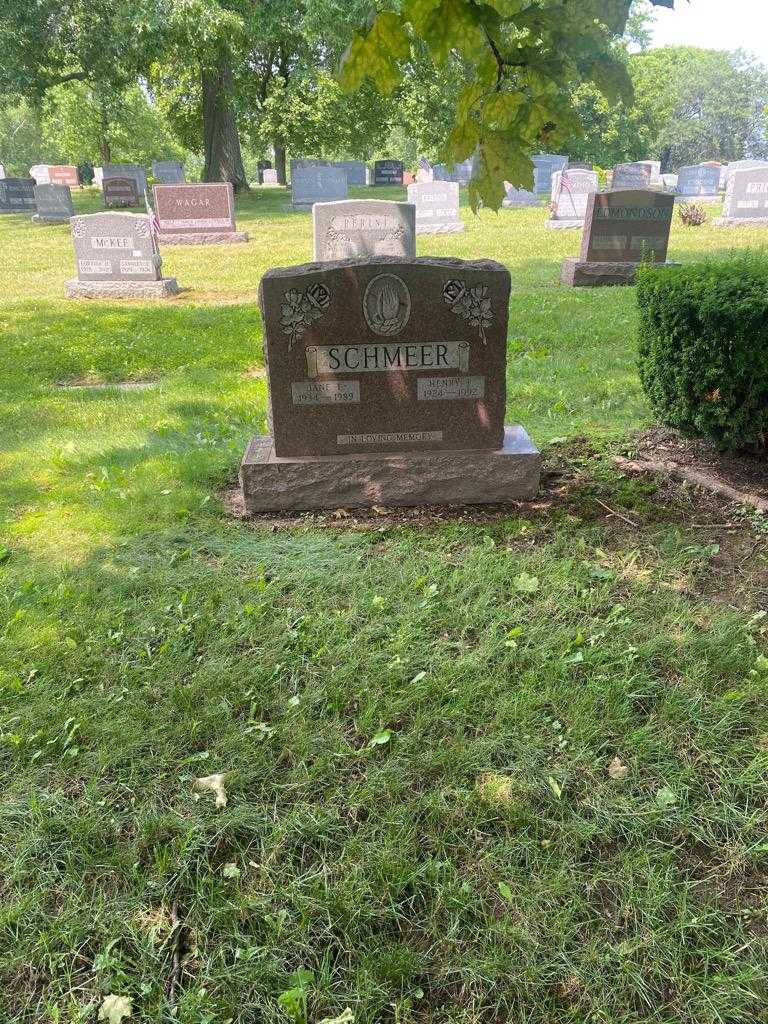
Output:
[0,177,36,214]
[65,212,179,298]
[407,181,464,234]
[291,161,348,210]
[373,160,404,186]
[313,200,415,260]
[561,189,674,287]
[533,153,568,194]
[103,176,140,208]
[32,184,74,223]
[715,166,768,226]
[675,164,720,202]
[502,182,540,208]
[240,256,540,511]
[611,162,651,190]
[152,160,185,184]
[152,182,247,243]
[546,168,599,228]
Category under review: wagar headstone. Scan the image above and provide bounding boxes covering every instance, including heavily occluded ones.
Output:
[675,164,720,202]
[337,160,367,186]
[291,161,348,210]
[103,177,140,208]
[611,163,651,190]
[152,160,185,184]
[152,182,248,244]
[32,184,74,223]
[240,256,540,511]
[0,177,36,214]
[716,166,768,226]
[502,182,540,208]
[407,181,464,234]
[102,163,147,194]
[262,168,280,186]
[373,160,404,186]
[532,153,568,194]
[547,168,599,228]
[561,189,674,287]
[313,200,415,260]
[65,211,179,298]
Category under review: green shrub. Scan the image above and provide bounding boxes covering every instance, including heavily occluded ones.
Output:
[637,254,768,450]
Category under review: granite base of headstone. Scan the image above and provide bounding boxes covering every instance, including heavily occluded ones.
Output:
[407,181,464,233]
[152,182,248,243]
[313,200,415,260]
[239,255,540,512]
[561,189,675,287]
[65,212,179,299]
[32,184,74,223]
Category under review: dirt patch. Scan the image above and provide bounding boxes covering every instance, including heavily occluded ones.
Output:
[242,366,266,380]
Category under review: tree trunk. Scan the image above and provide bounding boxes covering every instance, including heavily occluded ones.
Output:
[98,106,111,164]
[274,140,287,184]
[201,58,249,191]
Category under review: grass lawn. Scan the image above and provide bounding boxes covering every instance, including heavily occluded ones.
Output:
[2,186,768,1024]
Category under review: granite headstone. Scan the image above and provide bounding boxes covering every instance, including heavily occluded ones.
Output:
[30,164,50,184]
[0,177,36,214]
[716,167,768,225]
[291,161,348,209]
[313,200,416,260]
[65,211,178,298]
[611,163,652,190]
[337,160,367,186]
[675,164,720,201]
[373,160,404,186]
[152,182,247,243]
[407,181,464,234]
[103,177,140,208]
[32,184,74,223]
[502,183,540,208]
[152,160,185,184]
[262,168,280,186]
[532,154,568,194]
[239,256,540,510]
[102,163,147,194]
[547,168,599,228]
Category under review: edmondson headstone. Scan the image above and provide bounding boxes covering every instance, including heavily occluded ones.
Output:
[313,200,415,260]
[561,189,674,287]
[240,256,540,510]
[547,168,599,228]
[65,211,179,298]
[407,181,464,234]
[716,166,768,226]
[0,177,36,214]
[152,182,248,243]
[152,160,185,184]
[103,177,140,208]
[611,163,651,190]
[291,161,348,210]
[32,184,74,223]
[675,164,720,201]
[373,160,404,186]
[532,153,568,194]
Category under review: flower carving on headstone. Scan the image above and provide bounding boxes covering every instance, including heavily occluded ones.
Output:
[281,283,331,350]
[443,280,493,344]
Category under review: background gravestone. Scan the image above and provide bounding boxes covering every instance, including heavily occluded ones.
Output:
[449,159,473,185]
[50,165,80,187]
[65,211,179,298]
[532,153,568,193]
[561,189,674,286]
[102,163,147,194]
[240,255,540,510]
[336,161,367,186]
[661,173,678,192]
[373,160,404,186]
[416,159,433,183]
[103,177,139,208]
[0,164,5,179]
[152,160,185,184]
[502,183,540,208]
[716,167,768,226]
[675,164,720,201]
[547,169,598,228]
[611,163,652,190]
[313,200,415,260]
[722,160,768,191]
[262,168,280,186]
[32,184,74,223]
[30,164,50,184]
[407,181,464,233]
[291,161,348,209]
[637,160,662,186]
[153,182,248,243]
[0,177,37,214]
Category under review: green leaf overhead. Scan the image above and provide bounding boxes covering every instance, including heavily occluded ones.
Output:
[340,0,684,210]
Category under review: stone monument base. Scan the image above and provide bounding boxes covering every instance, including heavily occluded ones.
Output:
[560,258,678,287]
[240,426,541,513]
[65,277,180,299]
[415,222,465,235]
[545,218,584,230]
[713,217,768,227]
[156,231,248,244]
[32,214,71,224]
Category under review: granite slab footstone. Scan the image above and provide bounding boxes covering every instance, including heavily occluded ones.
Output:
[65,211,179,298]
[32,184,74,223]
[0,177,36,213]
[714,167,768,226]
[561,189,675,287]
[313,200,415,260]
[407,181,464,233]
[152,182,247,243]
[240,255,540,511]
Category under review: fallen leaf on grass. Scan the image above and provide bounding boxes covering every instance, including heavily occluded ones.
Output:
[547,776,563,799]
[318,1010,355,1024]
[655,785,676,808]
[513,572,540,594]
[367,729,393,748]
[498,881,514,902]
[222,862,241,878]
[193,773,228,809]
[608,757,628,781]
[99,994,132,1023]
